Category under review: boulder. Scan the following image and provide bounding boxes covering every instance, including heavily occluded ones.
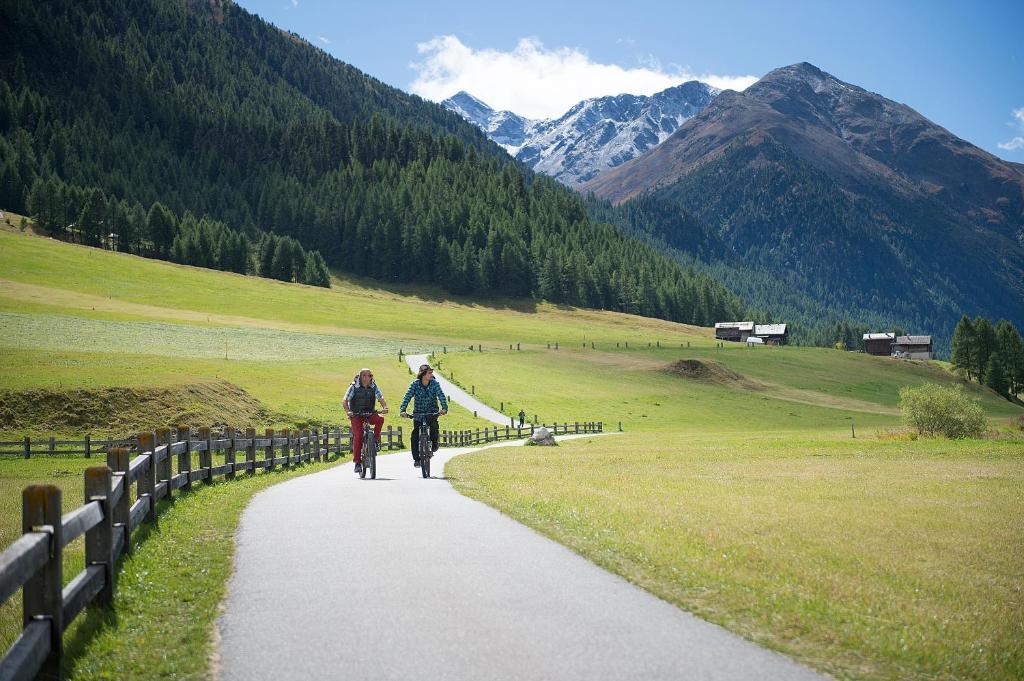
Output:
[527,426,557,446]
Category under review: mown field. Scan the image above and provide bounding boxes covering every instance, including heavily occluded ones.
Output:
[449,434,1024,681]
[1,225,1022,680]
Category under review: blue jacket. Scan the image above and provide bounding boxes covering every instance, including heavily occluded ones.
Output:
[399,378,448,415]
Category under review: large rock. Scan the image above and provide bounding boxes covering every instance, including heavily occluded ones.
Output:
[528,426,556,446]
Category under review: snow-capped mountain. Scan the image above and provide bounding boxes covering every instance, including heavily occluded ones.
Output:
[442,82,719,187]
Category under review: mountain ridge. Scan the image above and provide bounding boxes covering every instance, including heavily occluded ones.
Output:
[443,81,718,187]
[582,62,1024,352]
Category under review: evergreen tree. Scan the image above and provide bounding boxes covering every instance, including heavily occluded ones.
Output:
[995,320,1024,396]
[147,202,178,257]
[303,251,331,287]
[951,315,976,380]
[985,356,1009,400]
[973,317,997,381]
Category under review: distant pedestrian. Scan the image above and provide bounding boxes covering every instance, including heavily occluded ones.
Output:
[518,409,525,428]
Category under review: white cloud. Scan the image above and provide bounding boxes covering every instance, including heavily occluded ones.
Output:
[997,107,1024,151]
[317,35,331,45]
[409,36,759,120]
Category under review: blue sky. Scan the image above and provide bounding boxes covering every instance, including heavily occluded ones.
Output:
[236,0,1024,161]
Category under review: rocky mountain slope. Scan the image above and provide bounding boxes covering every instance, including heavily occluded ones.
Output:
[443,81,718,187]
[584,63,1024,349]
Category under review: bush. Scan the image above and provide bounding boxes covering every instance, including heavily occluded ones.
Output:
[898,384,986,439]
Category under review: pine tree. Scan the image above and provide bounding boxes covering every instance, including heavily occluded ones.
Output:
[973,317,997,381]
[147,202,178,257]
[951,315,976,380]
[984,356,1009,399]
[995,320,1024,396]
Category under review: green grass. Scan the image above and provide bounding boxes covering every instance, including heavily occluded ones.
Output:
[60,460,337,679]
[0,457,95,655]
[0,228,711,346]
[448,433,1024,681]
[438,346,1019,435]
[0,311,435,361]
[3,225,1024,680]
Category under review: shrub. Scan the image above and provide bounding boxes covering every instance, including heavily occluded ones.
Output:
[898,384,986,439]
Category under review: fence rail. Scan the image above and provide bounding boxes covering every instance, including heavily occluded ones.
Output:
[0,422,402,681]
[0,424,406,458]
[439,421,602,447]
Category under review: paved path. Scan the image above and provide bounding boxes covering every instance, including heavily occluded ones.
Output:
[405,353,510,425]
[217,437,827,681]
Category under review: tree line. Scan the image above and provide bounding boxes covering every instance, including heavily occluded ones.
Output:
[0,0,744,325]
[951,315,1024,400]
[26,176,330,287]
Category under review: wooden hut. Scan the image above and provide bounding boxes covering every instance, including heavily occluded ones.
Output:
[715,321,754,342]
[862,333,895,356]
[892,335,933,360]
[754,323,788,346]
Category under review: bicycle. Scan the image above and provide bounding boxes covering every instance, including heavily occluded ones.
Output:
[404,411,440,478]
[352,410,380,479]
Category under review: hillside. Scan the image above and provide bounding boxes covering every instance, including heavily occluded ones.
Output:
[0,0,741,325]
[583,63,1024,351]
[1,226,1018,436]
[2,223,1022,681]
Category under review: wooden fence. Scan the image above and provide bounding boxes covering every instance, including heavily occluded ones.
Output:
[440,421,602,447]
[0,423,401,681]
[0,425,405,458]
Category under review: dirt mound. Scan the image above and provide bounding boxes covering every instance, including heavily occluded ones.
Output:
[0,380,276,435]
[663,359,765,391]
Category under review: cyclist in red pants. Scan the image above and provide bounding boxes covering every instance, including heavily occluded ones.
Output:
[343,368,388,474]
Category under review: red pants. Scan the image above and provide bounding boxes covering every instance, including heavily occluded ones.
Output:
[350,414,384,464]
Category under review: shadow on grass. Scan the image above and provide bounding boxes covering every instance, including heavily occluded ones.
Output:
[332,273,541,314]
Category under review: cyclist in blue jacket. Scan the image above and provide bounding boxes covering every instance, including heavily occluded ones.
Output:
[399,363,448,467]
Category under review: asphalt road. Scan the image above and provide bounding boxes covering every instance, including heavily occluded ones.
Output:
[216,436,827,680]
[405,353,511,425]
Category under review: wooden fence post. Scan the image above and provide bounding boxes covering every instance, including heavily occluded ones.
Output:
[280,429,290,467]
[177,425,192,492]
[22,484,63,678]
[48,436,55,456]
[225,426,236,480]
[84,465,114,605]
[24,436,30,459]
[199,426,213,484]
[156,427,172,491]
[333,426,341,458]
[107,448,130,557]
[303,428,311,463]
[265,428,275,471]
[137,431,157,523]
[244,427,256,474]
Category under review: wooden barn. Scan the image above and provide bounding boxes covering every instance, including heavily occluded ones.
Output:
[754,324,788,346]
[892,335,934,360]
[863,332,895,356]
[715,321,754,342]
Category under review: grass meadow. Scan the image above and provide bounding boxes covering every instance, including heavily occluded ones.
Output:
[449,434,1024,681]
[1,226,1022,679]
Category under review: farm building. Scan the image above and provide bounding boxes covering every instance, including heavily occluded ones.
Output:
[892,335,934,360]
[715,321,788,345]
[863,333,895,356]
[754,324,788,346]
[715,321,755,342]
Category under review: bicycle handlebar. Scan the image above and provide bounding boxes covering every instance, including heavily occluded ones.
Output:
[351,410,380,417]
[402,412,440,418]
